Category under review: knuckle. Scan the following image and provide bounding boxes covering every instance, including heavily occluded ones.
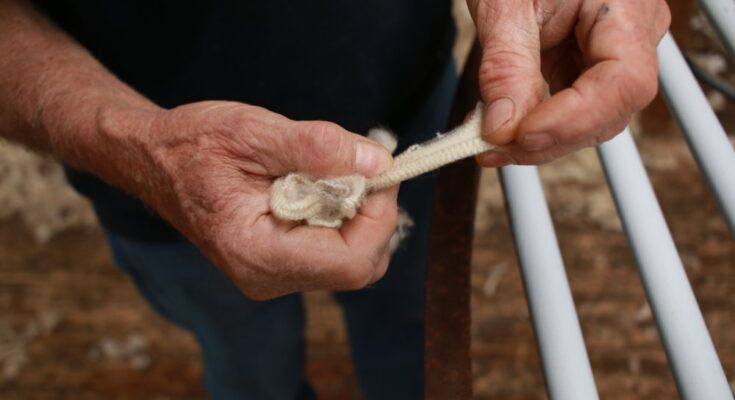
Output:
[614,67,658,114]
[304,121,344,148]
[209,103,251,131]
[298,121,352,173]
[342,260,376,290]
[479,45,539,87]
[481,46,530,74]
[479,45,545,106]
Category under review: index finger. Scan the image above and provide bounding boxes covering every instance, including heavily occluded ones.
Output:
[514,0,670,153]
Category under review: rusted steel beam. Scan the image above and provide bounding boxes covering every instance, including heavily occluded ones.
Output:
[424,43,482,400]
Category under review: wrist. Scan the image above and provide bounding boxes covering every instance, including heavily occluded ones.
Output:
[85,101,164,200]
[38,85,162,198]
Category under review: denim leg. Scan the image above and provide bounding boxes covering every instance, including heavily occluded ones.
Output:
[106,233,314,400]
[334,56,459,400]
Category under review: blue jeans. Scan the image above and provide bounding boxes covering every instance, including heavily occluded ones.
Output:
[105,58,458,400]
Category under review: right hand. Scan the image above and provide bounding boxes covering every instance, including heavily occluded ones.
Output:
[468,0,669,166]
[97,101,398,300]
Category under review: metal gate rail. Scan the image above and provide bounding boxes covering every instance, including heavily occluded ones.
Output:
[425,7,735,399]
[496,31,735,400]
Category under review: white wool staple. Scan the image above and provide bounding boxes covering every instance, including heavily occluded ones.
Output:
[389,209,415,254]
[269,103,492,228]
[367,127,398,154]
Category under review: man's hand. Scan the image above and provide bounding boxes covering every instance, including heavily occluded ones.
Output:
[98,103,398,300]
[0,0,398,300]
[466,0,671,166]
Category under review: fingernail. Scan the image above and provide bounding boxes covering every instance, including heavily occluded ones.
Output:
[522,133,555,151]
[480,151,513,167]
[355,141,392,177]
[485,98,515,133]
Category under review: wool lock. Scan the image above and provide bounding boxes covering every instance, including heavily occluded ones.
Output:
[269,104,493,228]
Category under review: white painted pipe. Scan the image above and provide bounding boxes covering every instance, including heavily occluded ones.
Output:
[657,32,735,235]
[598,129,733,400]
[697,0,735,58]
[499,165,599,400]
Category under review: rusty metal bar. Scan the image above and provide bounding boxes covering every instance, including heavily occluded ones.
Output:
[424,44,482,400]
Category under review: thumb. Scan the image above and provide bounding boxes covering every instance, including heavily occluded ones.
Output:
[476,0,545,145]
[281,120,393,178]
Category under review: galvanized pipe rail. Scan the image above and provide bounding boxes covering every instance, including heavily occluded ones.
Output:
[697,0,735,58]
[500,166,599,400]
[658,32,735,235]
[598,130,733,399]
[483,33,735,399]
[426,11,734,399]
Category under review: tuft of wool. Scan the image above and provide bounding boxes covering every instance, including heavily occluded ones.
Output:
[269,103,492,228]
[367,127,398,154]
[269,174,367,228]
[389,209,415,254]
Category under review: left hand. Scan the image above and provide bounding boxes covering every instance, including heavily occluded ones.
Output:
[466,0,671,166]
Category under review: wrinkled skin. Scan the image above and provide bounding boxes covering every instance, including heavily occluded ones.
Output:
[467,0,671,166]
[97,102,398,300]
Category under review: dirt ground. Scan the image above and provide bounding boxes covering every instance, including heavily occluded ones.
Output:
[0,1,733,399]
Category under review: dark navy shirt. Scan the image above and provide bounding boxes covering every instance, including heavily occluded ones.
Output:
[32,1,455,241]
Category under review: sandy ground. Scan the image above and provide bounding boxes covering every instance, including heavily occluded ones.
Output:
[0,1,733,399]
